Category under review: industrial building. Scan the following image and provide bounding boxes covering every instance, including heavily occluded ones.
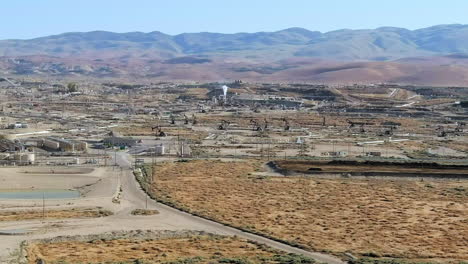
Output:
[0,139,24,152]
[7,123,28,129]
[232,94,303,108]
[321,151,348,157]
[42,137,87,152]
[103,136,139,147]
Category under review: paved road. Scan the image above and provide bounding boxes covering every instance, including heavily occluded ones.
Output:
[115,151,346,264]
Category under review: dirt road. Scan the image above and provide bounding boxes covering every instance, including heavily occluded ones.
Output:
[114,152,345,264]
[0,151,344,264]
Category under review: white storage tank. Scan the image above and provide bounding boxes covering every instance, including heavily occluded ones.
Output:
[43,139,60,150]
[154,145,165,155]
[27,153,35,164]
[13,153,35,164]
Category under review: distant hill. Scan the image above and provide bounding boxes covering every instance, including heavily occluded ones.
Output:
[2,25,468,85]
[1,24,468,61]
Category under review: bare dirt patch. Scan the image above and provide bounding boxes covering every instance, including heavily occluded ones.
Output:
[145,160,468,262]
[21,167,95,174]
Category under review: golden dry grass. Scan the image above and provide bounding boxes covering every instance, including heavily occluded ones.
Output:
[0,208,112,222]
[149,160,468,262]
[184,88,210,99]
[131,209,159,216]
[27,235,290,264]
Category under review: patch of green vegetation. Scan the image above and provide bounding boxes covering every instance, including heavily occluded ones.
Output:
[164,257,204,264]
[268,253,316,264]
[218,258,252,264]
[452,186,466,192]
[349,258,438,264]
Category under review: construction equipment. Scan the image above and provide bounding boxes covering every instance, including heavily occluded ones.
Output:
[455,122,466,133]
[218,120,230,130]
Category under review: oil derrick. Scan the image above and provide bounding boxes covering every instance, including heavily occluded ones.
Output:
[282,117,290,131]
[298,138,308,157]
[192,114,197,125]
[170,114,175,125]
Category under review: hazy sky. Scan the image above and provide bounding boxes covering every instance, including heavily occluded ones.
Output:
[2,0,468,39]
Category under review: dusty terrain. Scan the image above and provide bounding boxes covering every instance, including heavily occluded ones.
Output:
[0,167,106,190]
[147,160,468,262]
[0,207,112,222]
[26,230,315,264]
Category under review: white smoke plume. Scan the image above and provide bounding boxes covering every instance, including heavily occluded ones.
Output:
[222,85,229,98]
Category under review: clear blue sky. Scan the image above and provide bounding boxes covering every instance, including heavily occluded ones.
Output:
[2,0,468,39]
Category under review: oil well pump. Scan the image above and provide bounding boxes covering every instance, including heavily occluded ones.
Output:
[250,119,263,131]
[152,126,166,137]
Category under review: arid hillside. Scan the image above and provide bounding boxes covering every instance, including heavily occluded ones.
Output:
[3,55,468,86]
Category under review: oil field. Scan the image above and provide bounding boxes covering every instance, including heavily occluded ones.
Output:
[2,2,468,263]
[0,76,466,264]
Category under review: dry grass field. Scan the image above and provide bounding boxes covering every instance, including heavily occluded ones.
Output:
[131,209,159,216]
[146,160,468,262]
[0,207,112,222]
[27,234,314,264]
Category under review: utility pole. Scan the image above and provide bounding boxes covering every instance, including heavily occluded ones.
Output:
[177,126,181,157]
[42,192,45,222]
[267,141,270,161]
